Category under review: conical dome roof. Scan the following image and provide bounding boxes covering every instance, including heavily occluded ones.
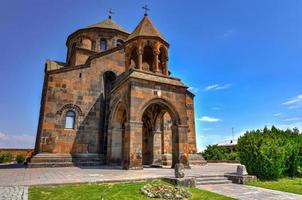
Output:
[86,18,129,34]
[126,16,166,42]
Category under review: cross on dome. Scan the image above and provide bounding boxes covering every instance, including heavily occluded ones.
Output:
[142,4,150,16]
[107,8,114,19]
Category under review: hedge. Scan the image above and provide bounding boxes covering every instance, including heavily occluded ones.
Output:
[16,154,25,164]
[202,144,239,161]
[0,152,13,163]
[237,126,302,180]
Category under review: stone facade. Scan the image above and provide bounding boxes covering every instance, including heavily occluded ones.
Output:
[31,15,206,169]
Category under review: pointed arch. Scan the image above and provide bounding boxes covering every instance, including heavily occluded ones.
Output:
[142,45,154,72]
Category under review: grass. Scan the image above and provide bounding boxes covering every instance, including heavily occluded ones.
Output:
[247,177,302,195]
[29,180,234,200]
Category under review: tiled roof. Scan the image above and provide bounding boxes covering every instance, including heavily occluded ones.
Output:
[86,18,129,34]
[127,16,166,41]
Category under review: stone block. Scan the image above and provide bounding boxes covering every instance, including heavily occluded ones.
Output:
[237,164,248,175]
[175,163,185,178]
[163,177,196,188]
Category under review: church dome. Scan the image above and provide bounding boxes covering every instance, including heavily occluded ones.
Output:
[66,17,129,66]
[85,18,129,34]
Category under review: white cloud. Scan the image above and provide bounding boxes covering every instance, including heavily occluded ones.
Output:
[205,83,232,91]
[212,107,221,111]
[0,131,35,148]
[273,113,282,117]
[282,94,302,108]
[200,128,213,131]
[274,122,302,131]
[285,117,300,122]
[205,84,219,91]
[220,29,235,38]
[197,116,221,122]
[188,87,199,94]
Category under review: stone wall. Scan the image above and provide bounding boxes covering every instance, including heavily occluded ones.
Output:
[186,92,197,154]
[36,49,125,154]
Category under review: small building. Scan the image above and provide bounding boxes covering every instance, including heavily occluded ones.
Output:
[218,139,238,152]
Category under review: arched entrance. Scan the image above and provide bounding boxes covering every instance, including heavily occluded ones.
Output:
[141,99,179,168]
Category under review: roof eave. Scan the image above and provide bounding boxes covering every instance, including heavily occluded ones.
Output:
[66,27,130,46]
[125,35,170,47]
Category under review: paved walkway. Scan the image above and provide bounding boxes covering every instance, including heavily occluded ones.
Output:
[0,186,28,200]
[198,183,302,200]
[1,163,301,200]
[0,163,237,186]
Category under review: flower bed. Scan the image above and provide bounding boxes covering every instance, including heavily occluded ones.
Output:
[140,183,192,199]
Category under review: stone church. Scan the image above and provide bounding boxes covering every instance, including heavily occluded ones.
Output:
[30,13,205,169]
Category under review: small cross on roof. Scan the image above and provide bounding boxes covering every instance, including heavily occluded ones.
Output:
[142,4,150,16]
[107,8,114,19]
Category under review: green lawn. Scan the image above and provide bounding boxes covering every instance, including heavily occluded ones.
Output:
[29,180,234,200]
[247,178,302,195]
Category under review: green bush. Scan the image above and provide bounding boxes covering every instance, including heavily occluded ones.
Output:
[0,152,13,163]
[237,126,302,180]
[227,152,240,161]
[16,154,25,164]
[202,145,226,160]
[202,144,238,161]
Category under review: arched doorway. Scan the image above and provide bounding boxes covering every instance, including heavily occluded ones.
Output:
[141,100,179,168]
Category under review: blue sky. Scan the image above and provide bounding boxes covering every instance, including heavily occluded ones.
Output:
[0,0,301,151]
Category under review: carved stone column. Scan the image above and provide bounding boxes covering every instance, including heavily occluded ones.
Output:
[163,57,169,75]
[172,124,190,168]
[151,130,162,166]
[123,121,143,170]
[125,53,130,71]
[108,127,123,163]
[138,48,143,70]
[153,49,160,73]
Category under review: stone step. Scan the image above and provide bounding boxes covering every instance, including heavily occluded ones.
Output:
[196,177,229,182]
[193,174,226,179]
[28,154,106,168]
[28,161,104,168]
[30,158,104,163]
[196,179,233,185]
[32,153,104,158]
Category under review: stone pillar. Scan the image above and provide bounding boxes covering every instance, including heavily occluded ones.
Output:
[107,127,123,164]
[123,121,143,170]
[138,48,143,70]
[96,38,100,51]
[153,49,160,73]
[172,124,190,168]
[152,130,162,166]
[106,128,113,163]
[164,58,169,75]
[125,54,130,71]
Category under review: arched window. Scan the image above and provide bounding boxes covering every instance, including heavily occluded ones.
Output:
[116,39,124,47]
[82,38,92,50]
[72,42,76,49]
[65,111,75,129]
[142,46,154,71]
[100,38,107,51]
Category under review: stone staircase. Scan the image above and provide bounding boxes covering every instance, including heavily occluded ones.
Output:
[195,175,232,185]
[28,153,105,168]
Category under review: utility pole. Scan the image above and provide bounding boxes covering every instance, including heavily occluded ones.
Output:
[231,127,234,143]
